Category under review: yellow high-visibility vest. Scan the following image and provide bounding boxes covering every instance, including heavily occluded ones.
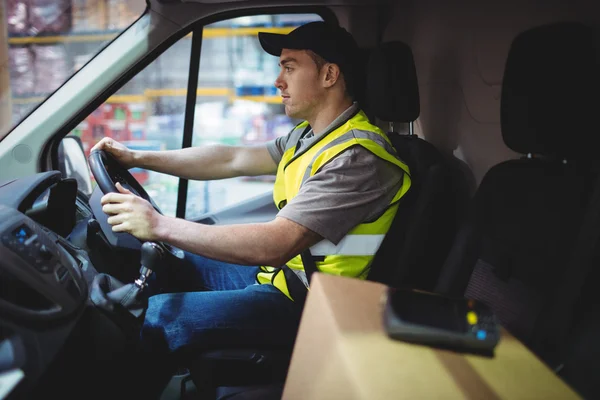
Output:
[256,110,411,301]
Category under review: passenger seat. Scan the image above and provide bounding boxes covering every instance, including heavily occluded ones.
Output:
[435,21,600,398]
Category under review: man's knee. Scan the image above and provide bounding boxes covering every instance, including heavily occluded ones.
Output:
[140,293,180,354]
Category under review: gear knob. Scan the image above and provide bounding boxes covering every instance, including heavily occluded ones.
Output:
[135,242,165,290]
[141,242,164,271]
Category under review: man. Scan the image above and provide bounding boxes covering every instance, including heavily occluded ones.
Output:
[93,21,410,395]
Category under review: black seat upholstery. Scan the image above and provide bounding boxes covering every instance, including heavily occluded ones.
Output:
[366,41,473,291]
[435,22,600,398]
[186,41,473,397]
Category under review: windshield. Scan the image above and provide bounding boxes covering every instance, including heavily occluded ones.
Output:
[0,0,146,139]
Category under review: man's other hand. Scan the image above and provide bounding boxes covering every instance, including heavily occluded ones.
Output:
[100,182,165,241]
[91,138,137,169]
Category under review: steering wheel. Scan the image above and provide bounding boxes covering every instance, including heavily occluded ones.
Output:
[88,149,184,260]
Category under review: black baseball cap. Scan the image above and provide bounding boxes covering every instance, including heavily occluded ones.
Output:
[258,21,358,76]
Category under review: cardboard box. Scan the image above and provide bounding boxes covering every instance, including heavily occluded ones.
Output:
[71,0,107,32]
[282,274,580,399]
[9,47,35,95]
[29,0,71,34]
[6,0,29,34]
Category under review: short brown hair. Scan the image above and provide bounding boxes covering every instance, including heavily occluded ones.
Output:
[306,50,327,71]
[306,50,354,99]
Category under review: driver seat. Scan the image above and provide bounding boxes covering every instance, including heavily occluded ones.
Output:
[183,41,473,398]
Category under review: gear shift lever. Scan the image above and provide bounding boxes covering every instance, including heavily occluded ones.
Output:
[134,242,164,290]
[90,241,165,318]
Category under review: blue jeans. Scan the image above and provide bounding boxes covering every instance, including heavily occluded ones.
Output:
[134,251,304,396]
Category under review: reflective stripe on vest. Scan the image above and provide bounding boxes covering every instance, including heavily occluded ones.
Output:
[309,234,385,256]
[256,110,411,301]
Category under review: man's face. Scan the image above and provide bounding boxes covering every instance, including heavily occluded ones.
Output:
[275,49,325,120]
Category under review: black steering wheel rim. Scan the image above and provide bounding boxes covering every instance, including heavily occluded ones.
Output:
[88,149,184,260]
[88,150,162,212]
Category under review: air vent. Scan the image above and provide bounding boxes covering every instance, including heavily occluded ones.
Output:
[0,269,55,311]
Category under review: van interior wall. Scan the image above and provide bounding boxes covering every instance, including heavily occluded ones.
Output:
[383,0,599,185]
[330,5,381,48]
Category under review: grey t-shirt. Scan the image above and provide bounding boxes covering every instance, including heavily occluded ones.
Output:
[266,103,406,245]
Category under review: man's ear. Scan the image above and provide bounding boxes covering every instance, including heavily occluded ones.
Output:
[322,63,341,88]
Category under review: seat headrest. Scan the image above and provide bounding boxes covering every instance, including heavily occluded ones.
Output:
[367,41,420,123]
[501,22,599,159]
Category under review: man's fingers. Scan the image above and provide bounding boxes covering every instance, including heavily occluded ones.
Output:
[107,214,126,225]
[91,137,112,153]
[116,182,133,195]
[102,202,128,215]
[101,192,130,205]
[112,222,130,233]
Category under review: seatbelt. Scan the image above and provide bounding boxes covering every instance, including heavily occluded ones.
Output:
[300,249,320,285]
[541,165,600,355]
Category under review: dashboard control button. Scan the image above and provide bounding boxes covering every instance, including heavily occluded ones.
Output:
[39,245,53,261]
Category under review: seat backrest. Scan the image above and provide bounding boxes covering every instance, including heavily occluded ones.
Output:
[365,41,474,291]
[435,22,600,374]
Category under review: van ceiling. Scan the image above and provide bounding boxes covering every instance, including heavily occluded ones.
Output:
[151,0,599,185]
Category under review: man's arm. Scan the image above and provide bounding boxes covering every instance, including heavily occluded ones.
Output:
[100,145,403,267]
[157,216,322,267]
[91,137,278,180]
[101,183,322,267]
[136,144,278,180]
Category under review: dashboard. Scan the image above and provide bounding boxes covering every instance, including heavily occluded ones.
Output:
[0,171,111,399]
[0,168,262,399]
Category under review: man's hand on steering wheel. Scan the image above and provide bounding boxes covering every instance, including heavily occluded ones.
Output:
[88,141,184,260]
[91,138,138,169]
[101,182,165,242]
